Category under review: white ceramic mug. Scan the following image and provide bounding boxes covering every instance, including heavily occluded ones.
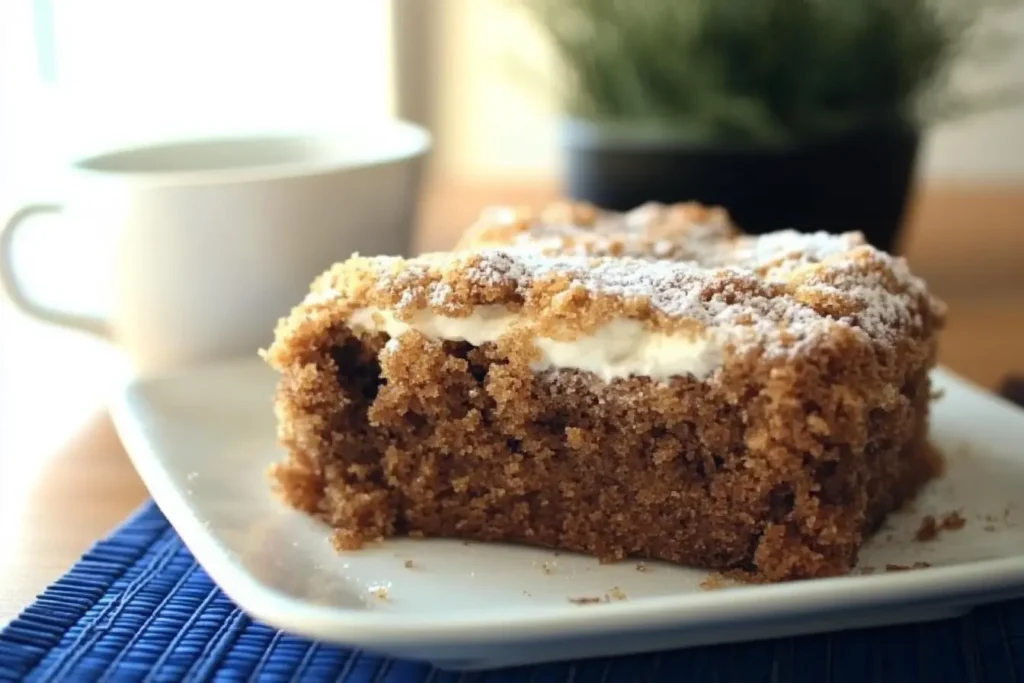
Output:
[0,121,431,375]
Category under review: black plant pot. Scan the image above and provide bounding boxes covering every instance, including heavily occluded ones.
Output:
[562,120,920,254]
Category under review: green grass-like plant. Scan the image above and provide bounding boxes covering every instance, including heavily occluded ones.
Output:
[518,0,1024,144]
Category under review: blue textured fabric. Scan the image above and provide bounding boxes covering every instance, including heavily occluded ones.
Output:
[1,502,1023,682]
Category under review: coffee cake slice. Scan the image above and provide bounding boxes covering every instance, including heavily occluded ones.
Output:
[457,200,738,259]
[263,233,945,582]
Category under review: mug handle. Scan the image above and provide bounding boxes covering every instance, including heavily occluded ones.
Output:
[0,203,111,338]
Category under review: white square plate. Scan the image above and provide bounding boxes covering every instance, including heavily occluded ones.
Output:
[110,358,1024,670]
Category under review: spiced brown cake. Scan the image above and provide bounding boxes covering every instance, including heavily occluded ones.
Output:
[263,228,946,582]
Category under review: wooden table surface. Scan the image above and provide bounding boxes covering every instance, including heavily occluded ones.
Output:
[1,178,1022,626]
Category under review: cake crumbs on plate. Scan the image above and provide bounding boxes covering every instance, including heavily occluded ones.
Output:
[700,573,729,590]
[635,562,649,573]
[568,587,627,605]
[541,561,554,574]
[940,510,966,531]
[369,585,389,599]
[916,510,967,541]
[985,524,997,532]
[403,559,414,569]
[885,562,931,572]
[915,515,939,541]
[568,596,604,605]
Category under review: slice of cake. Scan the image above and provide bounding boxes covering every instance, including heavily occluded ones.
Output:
[263,231,945,582]
[456,200,738,259]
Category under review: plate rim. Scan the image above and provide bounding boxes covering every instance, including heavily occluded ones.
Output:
[110,359,1024,647]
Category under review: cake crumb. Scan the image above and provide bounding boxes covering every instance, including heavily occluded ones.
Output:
[404,560,414,569]
[917,511,966,541]
[635,562,649,573]
[370,585,389,599]
[541,561,553,574]
[940,511,966,531]
[568,596,604,605]
[915,515,938,541]
[700,573,729,590]
[609,586,627,601]
[885,562,931,572]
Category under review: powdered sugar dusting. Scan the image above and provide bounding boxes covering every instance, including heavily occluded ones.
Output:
[427,282,454,307]
[728,230,865,267]
[461,201,738,258]
[464,251,531,288]
[433,229,934,356]
[311,228,938,361]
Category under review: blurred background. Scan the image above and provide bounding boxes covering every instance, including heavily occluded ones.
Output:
[2,1,1023,259]
[0,0,1023,617]
[2,2,1023,257]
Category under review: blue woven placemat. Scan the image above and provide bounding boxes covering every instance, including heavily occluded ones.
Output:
[1,502,1023,682]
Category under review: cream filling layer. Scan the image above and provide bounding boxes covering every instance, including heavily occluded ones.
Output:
[347,306,723,382]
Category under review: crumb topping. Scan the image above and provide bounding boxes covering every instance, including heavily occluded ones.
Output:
[457,201,739,258]
[265,234,945,370]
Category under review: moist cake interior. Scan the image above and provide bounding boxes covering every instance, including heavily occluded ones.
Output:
[272,322,940,583]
